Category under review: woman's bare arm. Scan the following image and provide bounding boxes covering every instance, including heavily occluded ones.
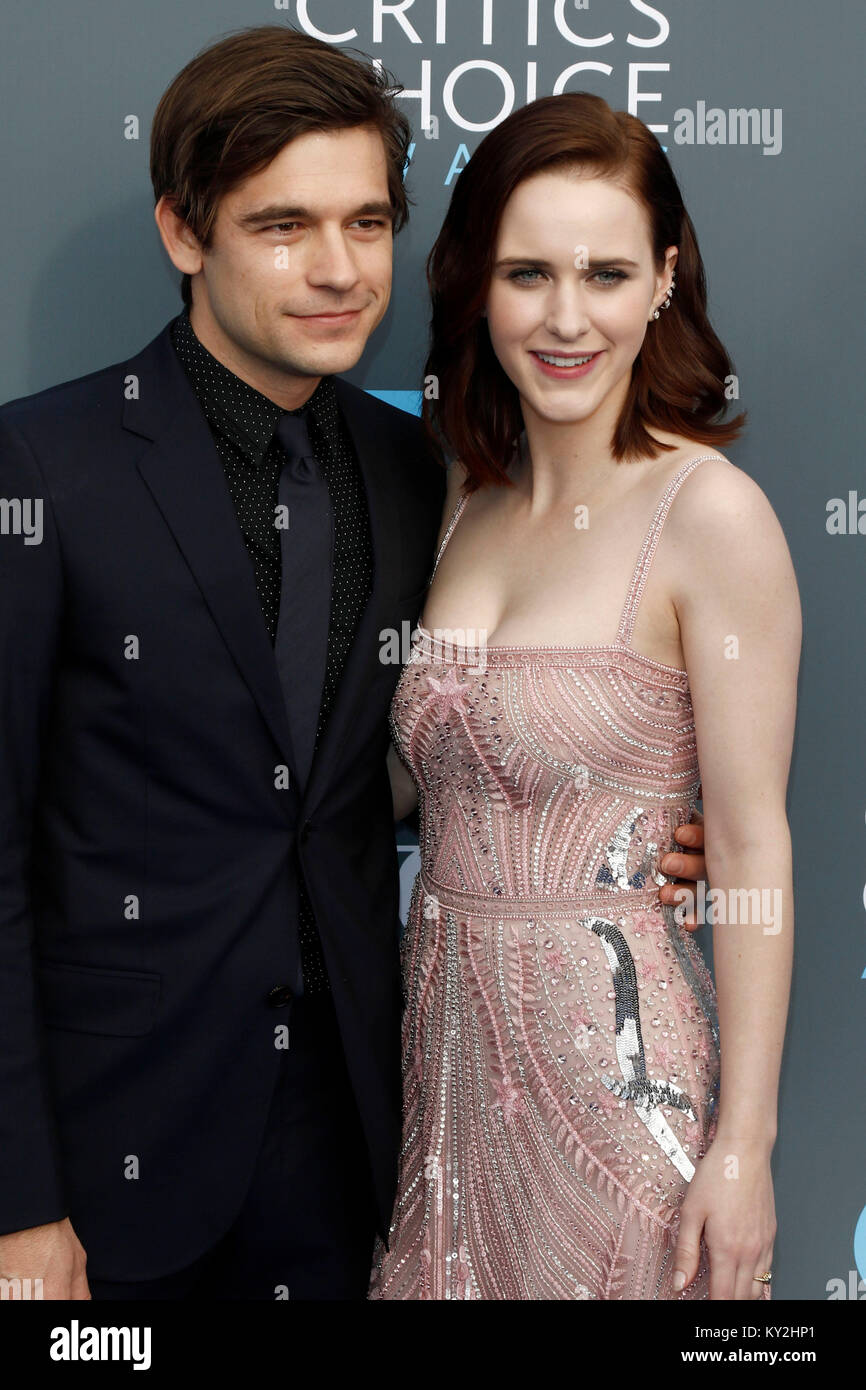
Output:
[671,458,800,1145]
[666,457,800,1298]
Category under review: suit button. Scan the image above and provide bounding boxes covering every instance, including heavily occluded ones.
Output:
[266,984,294,1009]
[299,821,311,844]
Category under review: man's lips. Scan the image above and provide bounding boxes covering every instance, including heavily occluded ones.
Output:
[294,309,364,325]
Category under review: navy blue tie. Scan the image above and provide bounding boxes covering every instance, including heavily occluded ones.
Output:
[273,411,333,792]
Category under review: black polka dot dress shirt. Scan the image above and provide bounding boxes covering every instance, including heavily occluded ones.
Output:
[170,308,374,994]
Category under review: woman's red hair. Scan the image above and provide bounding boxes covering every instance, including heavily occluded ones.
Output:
[423,91,746,491]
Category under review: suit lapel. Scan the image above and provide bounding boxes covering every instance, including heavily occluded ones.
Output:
[300,377,402,819]
[124,323,301,807]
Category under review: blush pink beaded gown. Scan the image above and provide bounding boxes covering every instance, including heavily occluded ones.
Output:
[368,454,769,1301]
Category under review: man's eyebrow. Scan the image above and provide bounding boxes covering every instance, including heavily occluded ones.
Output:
[237,201,395,228]
[494,256,641,269]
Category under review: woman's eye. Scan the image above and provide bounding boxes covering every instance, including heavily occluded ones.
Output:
[506,267,628,286]
[508,268,545,284]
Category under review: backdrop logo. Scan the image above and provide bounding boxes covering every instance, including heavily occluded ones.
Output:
[288,1,782,158]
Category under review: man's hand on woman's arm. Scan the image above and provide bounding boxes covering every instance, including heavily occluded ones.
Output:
[659,811,706,932]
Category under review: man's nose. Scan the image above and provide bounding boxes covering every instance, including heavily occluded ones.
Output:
[306,230,362,292]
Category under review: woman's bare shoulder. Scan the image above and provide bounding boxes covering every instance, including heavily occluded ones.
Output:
[665,446,778,535]
[433,457,471,551]
[446,456,470,501]
[658,444,796,600]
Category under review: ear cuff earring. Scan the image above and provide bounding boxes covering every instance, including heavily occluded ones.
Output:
[651,274,676,319]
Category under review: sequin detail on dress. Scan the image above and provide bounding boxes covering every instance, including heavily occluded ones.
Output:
[368,455,768,1301]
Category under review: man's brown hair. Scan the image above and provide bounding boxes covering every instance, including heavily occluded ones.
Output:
[150,24,413,307]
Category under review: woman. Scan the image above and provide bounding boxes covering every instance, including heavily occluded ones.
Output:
[368,92,799,1300]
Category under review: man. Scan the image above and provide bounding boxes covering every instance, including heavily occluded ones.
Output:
[0,24,707,1300]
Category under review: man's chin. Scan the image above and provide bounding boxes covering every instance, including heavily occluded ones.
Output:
[278,313,379,372]
[282,344,367,378]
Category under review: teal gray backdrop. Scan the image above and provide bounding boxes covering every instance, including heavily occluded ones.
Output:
[2,0,864,1302]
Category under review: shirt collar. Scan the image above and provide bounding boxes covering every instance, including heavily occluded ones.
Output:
[170,308,329,466]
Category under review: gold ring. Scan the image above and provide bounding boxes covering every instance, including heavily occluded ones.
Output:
[753,1270,773,1284]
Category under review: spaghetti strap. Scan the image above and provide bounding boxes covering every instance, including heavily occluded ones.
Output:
[617,454,726,647]
[428,492,469,586]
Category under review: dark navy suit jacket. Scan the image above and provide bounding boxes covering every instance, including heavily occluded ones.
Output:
[0,320,445,1280]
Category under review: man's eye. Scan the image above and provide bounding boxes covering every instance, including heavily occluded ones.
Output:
[267,220,387,233]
